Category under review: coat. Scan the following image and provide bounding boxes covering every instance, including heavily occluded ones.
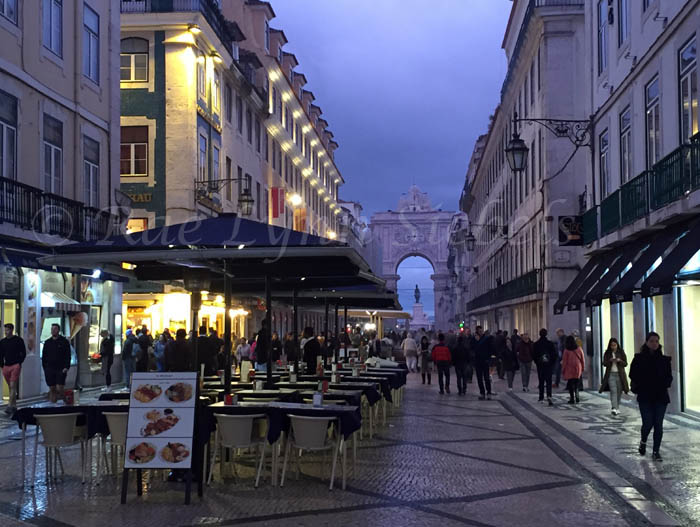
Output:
[516,340,534,363]
[561,347,585,381]
[629,345,672,404]
[599,348,630,394]
[533,337,557,368]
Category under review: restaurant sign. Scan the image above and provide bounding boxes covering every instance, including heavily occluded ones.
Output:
[124,372,196,469]
[558,216,583,246]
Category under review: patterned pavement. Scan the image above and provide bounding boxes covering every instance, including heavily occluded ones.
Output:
[0,374,697,526]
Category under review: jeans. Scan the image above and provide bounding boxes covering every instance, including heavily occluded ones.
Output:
[520,362,532,389]
[506,369,516,389]
[537,364,553,400]
[123,358,134,387]
[454,363,469,394]
[608,373,622,409]
[639,401,667,452]
[554,355,562,386]
[406,356,417,372]
[475,362,491,396]
[436,362,451,392]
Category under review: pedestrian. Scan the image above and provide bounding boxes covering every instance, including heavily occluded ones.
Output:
[629,331,672,461]
[598,337,629,414]
[236,337,252,365]
[452,334,471,395]
[473,326,493,400]
[502,336,519,391]
[41,323,71,403]
[164,329,194,372]
[418,335,432,384]
[431,333,451,394]
[516,332,534,392]
[271,331,283,363]
[510,329,521,353]
[122,329,137,386]
[284,332,297,364]
[135,327,152,372]
[302,327,321,374]
[401,333,418,372]
[99,329,115,388]
[0,323,26,413]
[195,326,217,376]
[208,328,224,370]
[494,330,507,380]
[153,332,168,372]
[561,335,585,404]
[368,332,382,358]
[554,328,565,388]
[533,329,557,406]
[254,321,271,372]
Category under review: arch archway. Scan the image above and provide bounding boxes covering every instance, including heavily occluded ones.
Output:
[396,255,435,331]
[370,186,457,331]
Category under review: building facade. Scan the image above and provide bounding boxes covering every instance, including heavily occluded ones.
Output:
[462,0,589,338]
[562,0,700,414]
[0,0,123,398]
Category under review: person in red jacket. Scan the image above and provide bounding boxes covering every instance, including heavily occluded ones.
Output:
[431,333,452,395]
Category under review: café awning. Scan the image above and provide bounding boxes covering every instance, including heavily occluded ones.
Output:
[641,219,700,297]
[584,238,647,307]
[561,251,618,312]
[553,257,600,314]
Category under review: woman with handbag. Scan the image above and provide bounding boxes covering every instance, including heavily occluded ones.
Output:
[599,338,629,415]
[629,332,672,461]
[561,336,585,404]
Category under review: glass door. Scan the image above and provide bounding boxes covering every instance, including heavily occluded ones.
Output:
[1,299,17,402]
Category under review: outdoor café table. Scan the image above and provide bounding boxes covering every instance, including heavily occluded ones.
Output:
[13,400,129,483]
[298,389,362,407]
[274,381,319,390]
[98,392,130,401]
[234,390,302,403]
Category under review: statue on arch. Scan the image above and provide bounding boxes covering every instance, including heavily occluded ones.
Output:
[414,284,421,304]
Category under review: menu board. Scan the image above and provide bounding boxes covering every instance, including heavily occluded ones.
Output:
[124,372,197,469]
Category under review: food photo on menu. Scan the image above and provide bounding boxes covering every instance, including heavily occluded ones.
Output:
[124,437,193,468]
[126,407,192,439]
[132,384,163,404]
[165,382,193,403]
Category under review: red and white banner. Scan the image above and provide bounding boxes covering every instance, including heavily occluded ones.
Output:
[270,187,286,219]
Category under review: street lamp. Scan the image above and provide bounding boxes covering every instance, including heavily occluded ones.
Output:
[289,193,303,207]
[465,231,476,252]
[505,131,529,173]
[238,187,254,217]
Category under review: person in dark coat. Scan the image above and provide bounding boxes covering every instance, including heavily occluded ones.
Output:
[0,323,26,413]
[493,331,507,380]
[283,332,297,363]
[255,321,270,372]
[473,326,493,400]
[533,328,557,406]
[122,329,137,386]
[195,326,217,376]
[501,337,519,391]
[208,328,224,371]
[42,323,71,403]
[452,335,471,396]
[135,327,153,372]
[629,332,672,461]
[302,327,321,374]
[164,329,195,372]
[270,332,283,363]
[99,329,115,388]
[599,337,629,415]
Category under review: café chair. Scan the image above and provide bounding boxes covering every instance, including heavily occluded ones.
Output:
[102,412,128,478]
[32,413,87,486]
[209,413,267,488]
[280,415,341,490]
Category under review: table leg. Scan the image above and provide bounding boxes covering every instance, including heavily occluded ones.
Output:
[21,423,26,486]
[352,432,357,470]
[369,404,374,439]
[136,468,143,496]
[382,398,387,426]
[342,437,346,490]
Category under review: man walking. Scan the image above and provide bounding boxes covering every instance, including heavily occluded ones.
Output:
[42,323,71,403]
[122,329,137,386]
[0,323,26,413]
[99,329,115,389]
[431,333,452,394]
[401,333,418,372]
[533,328,557,406]
[473,326,493,400]
[554,328,566,388]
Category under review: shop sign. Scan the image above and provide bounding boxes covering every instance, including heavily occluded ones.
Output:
[127,193,152,203]
[558,216,583,246]
[124,372,196,469]
[74,276,103,305]
[0,264,20,297]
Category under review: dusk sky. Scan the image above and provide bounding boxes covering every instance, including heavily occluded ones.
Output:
[272,0,512,221]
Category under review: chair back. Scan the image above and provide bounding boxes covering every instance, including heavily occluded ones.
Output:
[214,413,266,448]
[289,415,335,450]
[103,412,128,445]
[36,413,82,447]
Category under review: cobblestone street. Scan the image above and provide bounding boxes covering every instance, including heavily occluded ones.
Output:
[0,374,697,526]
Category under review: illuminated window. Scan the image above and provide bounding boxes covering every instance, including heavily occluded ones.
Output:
[646,76,661,168]
[126,218,148,234]
[680,38,698,141]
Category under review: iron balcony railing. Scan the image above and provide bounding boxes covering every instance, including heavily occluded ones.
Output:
[120,0,234,56]
[0,176,120,242]
[501,0,585,99]
[467,270,540,312]
[600,189,620,237]
[650,144,692,210]
[620,170,651,226]
[582,205,598,245]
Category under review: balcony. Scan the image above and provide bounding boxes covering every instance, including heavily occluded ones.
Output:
[620,170,651,226]
[0,177,120,242]
[582,205,598,244]
[120,0,234,56]
[467,270,540,312]
[600,189,620,237]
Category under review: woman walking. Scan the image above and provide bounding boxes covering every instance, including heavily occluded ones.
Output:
[516,332,534,392]
[561,336,585,404]
[629,332,672,461]
[502,337,519,391]
[599,338,629,415]
[402,333,418,372]
[419,335,432,385]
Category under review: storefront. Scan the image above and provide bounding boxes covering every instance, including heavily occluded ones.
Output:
[0,264,20,404]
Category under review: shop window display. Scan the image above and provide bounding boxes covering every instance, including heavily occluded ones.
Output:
[682,286,700,413]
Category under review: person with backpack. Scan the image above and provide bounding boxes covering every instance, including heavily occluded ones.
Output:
[418,335,432,385]
[533,328,557,406]
[431,333,452,395]
[562,335,585,404]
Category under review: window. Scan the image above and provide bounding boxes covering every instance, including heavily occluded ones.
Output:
[264,131,269,162]
[530,140,535,190]
[255,117,261,153]
[212,71,221,114]
[83,136,99,207]
[619,107,632,184]
[120,126,148,178]
[83,5,99,83]
[236,95,243,133]
[538,129,543,180]
[645,77,660,167]
[212,145,220,182]
[198,135,207,182]
[197,55,206,99]
[120,38,148,82]
[225,156,232,201]
[1,0,17,24]
[599,129,610,197]
[643,0,652,10]
[256,181,261,219]
[43,0,62,57]
[537,45,541,90]
[264,19,270,52]
[597,0,607,74]
[0,90,17,180]
[530,61,535,105]
[43,114,62,194]
[618,0,629,47]
[224,84,233,123]
[246,107,252,143]
[680,38,698,141]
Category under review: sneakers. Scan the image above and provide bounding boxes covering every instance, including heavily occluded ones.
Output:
[638,441,647,456]
[611,408,619,416]
[652,451,663,462]
[486,394,492,400]
[548,398,553,406]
